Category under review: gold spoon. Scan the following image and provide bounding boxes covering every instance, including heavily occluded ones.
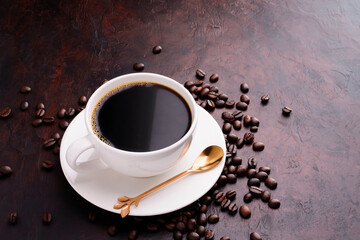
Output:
[114,145,224,218]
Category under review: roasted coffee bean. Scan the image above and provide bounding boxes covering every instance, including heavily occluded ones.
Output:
[183,211,193,219]
[239,205,251,219]
[196,69,206,79]
[250,126,258,132]
[265,177,278,189]
[52,146,59,156]
[236,101,248,111]
[250,232,262,240]
[227,133,238,143]
[152,45,162,54]
[189,86,197,93]
[147,223,159,232]
[215,192,225,204]
[194,80,203,87]
[20,85,31,94]
[133,62,145,71]
[249,186,263,197]
[59,120,69,130]
[187,232,200,240]
[240,94,250,104]
[209,73,219,83]
[220,236,231,240]
[41,160,55,169]
[253,142,265,151]
[32,119,42,127]
[232,110,243,120]
[79,96,87,105]
[43,138,56,148]
[259,166,271,174]
[261,95,270,104]
[218,93,228,101]
[42,212,52,224]
[0,107,11,118]
[177,214,188,224]
[226,190,237,200]
[200,204,208,213]
[222,112,235,122]
[243,115,251,126]
[185,81,195,89]
[261,190,271,202]
[222,166,229,175]
[43,116,55,124]
[36,103,45,109]
[173,231,183,240]
[221,198,231,211]
[228,144,236,156]
[227,173,237,183]
[256,171,268,181]
[236,138,244,149]
[200,101,207,109]
[88,211,96,222]
[268,198,281,209]
[228,202,238,215]
[247,168,257,178]
[107,224,118,236]
[197,225,205,236]
[165,222,175,231]
[36,109,45,118]
[225,158,232,167]
[57,108,66,118]
[217,174,227,185]
[282,106,292,116]
[240,83,249,93]
[200,195,212,205]
[52,132,61,140]
[20,101,29,111]
[225,100,235,108]
[206,100,215,110]
[250,117,260,126]
[200,88,210,98]
[176,221,187,232]
[247,178,261,187]
[212,189,220,199]
[9,212,18,225]
[243,132,255,145]
[128,229,138,240]
[233,120,242,130]
[235,165,247,177]
[203,83,211,89]
[243,192,254,203]
[208,214,219,223]
[197,213,207,226]
[207,92,218,100]
[66,108,75,117]
[232,156,242,165]
[194,94,200,101]
[76,106,85,113]
[209,85,219,92]
[204,229,214,240]
[228,165,236,173]
[215,99,225,108]
[248,157,257,169]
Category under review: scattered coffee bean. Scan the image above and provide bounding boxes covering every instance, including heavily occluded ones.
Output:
[205,229,215,239]
[261,95,270,104]
[235,165,247,177]
[227,133,238,143]
[152,45,162,54]
[197,213,207,226]
[43,138,56,148]
[265,177,278,189]
[20,101,29,111]
[133,62,145,71]
[209,85,219,93]
[236,101,248,111]
[215,192,225,204]
[215,99,225,108]
[146,223,159,231]
[248,157,257,169]
[196,69,206,79]
[243,116,252,128]
[41,160,55,169]
[53,146,60,155]
[76,106,85,113]
[43,116,55,124]
[36,103,45,109]
[88,211,96,222]
[176,221,187,232]
[79,96,87,105]
[42,212,52,224]
[66,107,75,118]
[206,100,215,110]
[209,73,219,83]
[194,81,203,87]
[220,236,231,240]
[218,93,228,101]
[52,132,61,140]
[207,92,218,100]
[200,88,210,98]
[9,212,18,225]
[249,186,263,197]
[173,230,183,240]
[227,173,237,183]
[200,204,208,213]
[253,142,265,151]
[20,85,31,94]
[187,232,200,240]
[128,229,138,240]
[236,138,244,149]
[0,107,11,118]
[255,171,268,181]
[165,222,175,231]
[261,190,271,202]
[228,144,236,156]
[222,166,229,175]
[228,165,236,173]
[243,192,254,203]
[250,117,259,126]
[250,232,262,240]
[268,198,281,209]
[197,225,205,236]
[228,202,238,215]
[222,123,232,133]
[239,205,251,219]
[233,120,242,130]
[250,126,258,132]
[200,195,212,205]
[240,94,250,104]
[232,110,243,120]
[217,174,227,186]
[226,190,237,200]
[247,168,257,178]
[57,108,66,118]
[185,81,195,89]
[282,106,292,116]
[208,214,219,223]
[247,178,261,187]
[225,100,235,108]
[232,156,242,165]
[221,198,231,211]
[240,83,249,93]
[59,120,69,130]
[222,112,235,122]
[32,119,42,127]
[200,101,207,109]
[243,132,255,145]
[259,166,271,174]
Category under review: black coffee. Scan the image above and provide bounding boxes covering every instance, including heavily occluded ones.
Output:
[92,81,191,152]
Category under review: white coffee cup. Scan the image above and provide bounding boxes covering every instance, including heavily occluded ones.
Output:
[65,73,198,177]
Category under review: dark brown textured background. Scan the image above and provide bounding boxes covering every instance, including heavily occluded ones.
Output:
[1,0,360,239]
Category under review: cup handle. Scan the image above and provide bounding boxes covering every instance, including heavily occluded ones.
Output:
[66,135,108,173]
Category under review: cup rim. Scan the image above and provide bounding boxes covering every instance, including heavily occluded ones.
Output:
[84,72,198,156]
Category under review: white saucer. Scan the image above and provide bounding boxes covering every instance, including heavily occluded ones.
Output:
[60,105,226,216]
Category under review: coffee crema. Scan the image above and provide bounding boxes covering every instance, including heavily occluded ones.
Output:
[91,81,191,152]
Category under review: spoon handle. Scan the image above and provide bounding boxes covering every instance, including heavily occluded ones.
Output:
[114,169,191,218]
